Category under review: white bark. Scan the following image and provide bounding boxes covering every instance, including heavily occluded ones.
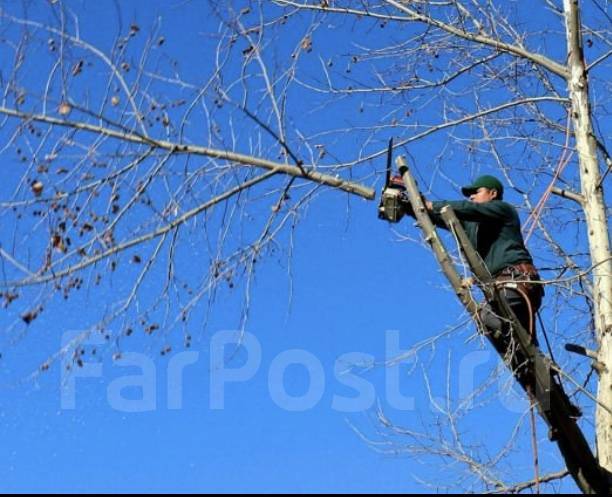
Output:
[563,0,612,477]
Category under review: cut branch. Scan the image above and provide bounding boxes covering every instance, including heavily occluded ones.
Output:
[0,106,374,200]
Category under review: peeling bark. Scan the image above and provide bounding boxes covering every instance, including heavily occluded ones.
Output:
[563,0,612,481]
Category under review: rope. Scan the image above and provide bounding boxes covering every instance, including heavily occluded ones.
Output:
[523,151,573,243]
[513,286,535,343]
[528,386,541,495]
[508,285,540,493]
[523,113,573,243]
[537,311,557,364]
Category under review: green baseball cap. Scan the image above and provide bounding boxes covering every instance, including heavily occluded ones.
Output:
[461,175,504,199]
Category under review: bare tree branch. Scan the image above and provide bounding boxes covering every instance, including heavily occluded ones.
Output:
[0,106,374,199]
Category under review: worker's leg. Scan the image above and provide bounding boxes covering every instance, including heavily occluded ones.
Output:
[479,289,536,384]
[479,288,537,343]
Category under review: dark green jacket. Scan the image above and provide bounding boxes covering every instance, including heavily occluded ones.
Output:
[429,200,533,276]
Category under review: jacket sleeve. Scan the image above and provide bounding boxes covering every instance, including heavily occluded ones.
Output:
[427,209,451,231]
[400,197,450,230]
[430,200,512,223]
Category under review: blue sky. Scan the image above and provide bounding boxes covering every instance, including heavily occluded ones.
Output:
[1,0,609,493]
[2,188,460,492]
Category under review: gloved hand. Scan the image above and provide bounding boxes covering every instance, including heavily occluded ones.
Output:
[399,195,416,218]
[399,191,429,218]
[399,191,415,217]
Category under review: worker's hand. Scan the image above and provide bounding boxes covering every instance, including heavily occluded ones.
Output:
[400,198,415,218]
[425,201,433,210]
[460,277,475,288]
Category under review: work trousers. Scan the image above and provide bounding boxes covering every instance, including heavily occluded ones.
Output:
[479,287,541,346]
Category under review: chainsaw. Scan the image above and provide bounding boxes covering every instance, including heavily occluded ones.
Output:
[377,138,411,223]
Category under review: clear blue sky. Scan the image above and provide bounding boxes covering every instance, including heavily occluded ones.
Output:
[1,0,608,493]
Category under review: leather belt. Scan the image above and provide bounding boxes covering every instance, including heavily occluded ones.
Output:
[497,262,539,278]
[494,262,544,300]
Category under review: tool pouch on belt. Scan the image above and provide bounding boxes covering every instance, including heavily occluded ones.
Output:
[494,262,544,308]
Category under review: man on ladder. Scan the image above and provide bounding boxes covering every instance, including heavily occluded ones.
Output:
[379,155,608,493]
[421,175,544,347]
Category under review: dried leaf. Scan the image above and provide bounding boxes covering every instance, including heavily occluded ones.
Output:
[102,230,115,246]
[52,234,66,252]
[58,102,71,115]
[22,309,39,324]
[145,323,159,334]
[3,292,19,307]
[301,36,313,52]
[72,60,84,76]
[31,180,44,197]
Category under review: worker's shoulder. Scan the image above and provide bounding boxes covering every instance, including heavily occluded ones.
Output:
[490,200,520,219]
[491,199,515,210]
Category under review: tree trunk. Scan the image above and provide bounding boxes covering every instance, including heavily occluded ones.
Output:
[563,0,612,479]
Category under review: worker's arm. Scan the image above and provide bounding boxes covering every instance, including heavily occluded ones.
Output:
[429,200,512,223]
[427,207,452,230]
[403,198,450,230]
